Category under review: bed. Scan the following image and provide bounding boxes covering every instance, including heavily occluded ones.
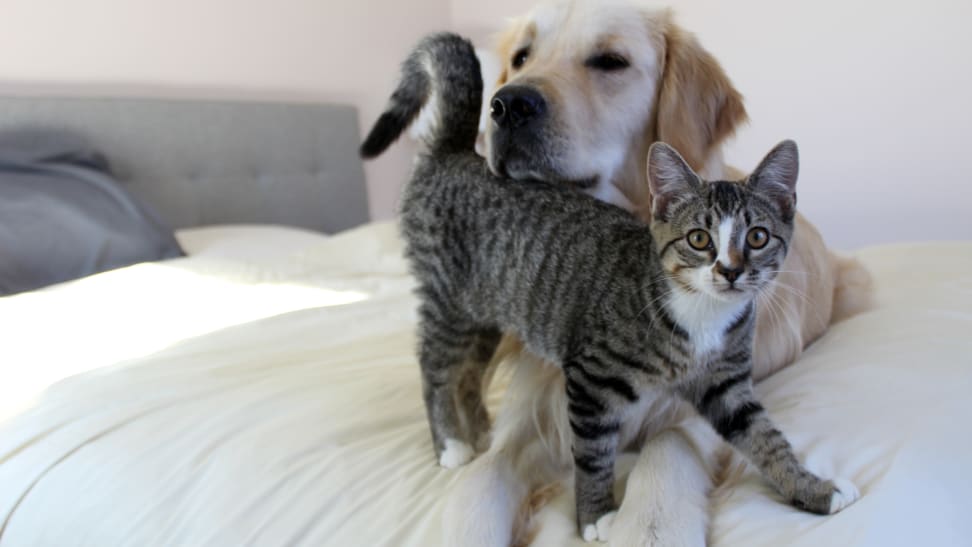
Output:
[0,97,970,547]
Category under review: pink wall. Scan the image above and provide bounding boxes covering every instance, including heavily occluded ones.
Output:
[0,0,452,221]
[2,0,970,246]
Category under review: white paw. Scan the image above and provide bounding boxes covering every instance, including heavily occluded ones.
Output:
[828,478,860,514]
[438,438,474,469]
[581,511,616,543]
[596,511,616,541]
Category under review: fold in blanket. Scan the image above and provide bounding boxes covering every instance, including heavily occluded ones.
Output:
[0,128,182,295]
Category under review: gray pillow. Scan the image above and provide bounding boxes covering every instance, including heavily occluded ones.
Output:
[0,129,184,296]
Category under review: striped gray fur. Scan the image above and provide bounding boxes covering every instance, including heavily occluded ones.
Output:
[362,32,848,537]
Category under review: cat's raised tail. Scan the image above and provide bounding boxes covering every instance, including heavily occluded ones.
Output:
[360,32,482,159]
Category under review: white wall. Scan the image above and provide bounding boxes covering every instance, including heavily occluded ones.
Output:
[0,0,451,221]
[451,0,972,249]
[2,0,970,248]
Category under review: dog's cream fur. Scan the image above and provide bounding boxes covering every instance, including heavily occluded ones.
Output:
[444,1,873,545]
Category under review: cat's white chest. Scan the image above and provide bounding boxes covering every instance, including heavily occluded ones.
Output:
[666,292,749,361]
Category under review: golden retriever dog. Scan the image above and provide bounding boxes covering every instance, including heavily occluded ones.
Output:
[442,1,873,545]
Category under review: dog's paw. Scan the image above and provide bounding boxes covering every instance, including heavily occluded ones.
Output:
[438,438,474,469]
[828,477,860,514]
[581,511,616,543]
[610,500,706,547]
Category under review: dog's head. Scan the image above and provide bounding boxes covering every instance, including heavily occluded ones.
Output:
[484,0,747,211]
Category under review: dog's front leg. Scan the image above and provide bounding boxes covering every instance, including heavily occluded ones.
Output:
[611,414,718,547]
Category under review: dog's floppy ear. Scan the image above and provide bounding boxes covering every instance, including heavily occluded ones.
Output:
[653,15,748,172]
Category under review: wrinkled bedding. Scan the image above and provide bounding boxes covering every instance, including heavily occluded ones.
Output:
[0,222,969,546]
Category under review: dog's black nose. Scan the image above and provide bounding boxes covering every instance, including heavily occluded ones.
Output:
[490,86,547,128]
[715,261,744,284]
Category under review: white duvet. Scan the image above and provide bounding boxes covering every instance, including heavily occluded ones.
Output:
[0,222,969,546]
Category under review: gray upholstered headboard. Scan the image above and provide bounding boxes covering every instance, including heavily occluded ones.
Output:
[0,96,370,233]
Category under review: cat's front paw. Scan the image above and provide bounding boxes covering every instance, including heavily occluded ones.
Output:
[827,477,860,514]
[791,476,861,515]
[581,511,616,543]
[438,438,475,469]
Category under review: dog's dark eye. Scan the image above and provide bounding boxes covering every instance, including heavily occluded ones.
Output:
[512,48,530,69]
[586,53,630,71]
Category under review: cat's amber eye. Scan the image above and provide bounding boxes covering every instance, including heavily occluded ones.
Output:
[747,227,770,249]
[686,229,711,250]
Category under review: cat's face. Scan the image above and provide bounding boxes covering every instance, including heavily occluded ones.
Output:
[648,141,799,302]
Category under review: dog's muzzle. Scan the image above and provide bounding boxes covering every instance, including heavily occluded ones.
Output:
[488,85,552,178]
[490,85,547,129]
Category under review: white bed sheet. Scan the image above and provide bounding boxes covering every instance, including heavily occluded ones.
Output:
[0,222,969,546]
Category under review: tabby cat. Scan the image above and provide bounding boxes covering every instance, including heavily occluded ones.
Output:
[360,33,857,541]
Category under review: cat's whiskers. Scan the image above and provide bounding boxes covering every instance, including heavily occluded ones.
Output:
[765,277,828,328]
[763,269,818,277]
[766,278,811,304]
[757,283,800,342]
[775,281,829,332]
[755,291,783,344]
[635,272,678,321]
[755,286,782,333]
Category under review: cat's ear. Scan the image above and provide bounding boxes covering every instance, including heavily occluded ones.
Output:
[648,142,701,221]
[748,140,799,218]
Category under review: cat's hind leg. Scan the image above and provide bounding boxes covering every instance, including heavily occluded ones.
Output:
[455,328,502,452]
[417,302,492,468]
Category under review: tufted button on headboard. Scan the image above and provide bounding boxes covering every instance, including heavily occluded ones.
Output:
[0,96,370,234]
